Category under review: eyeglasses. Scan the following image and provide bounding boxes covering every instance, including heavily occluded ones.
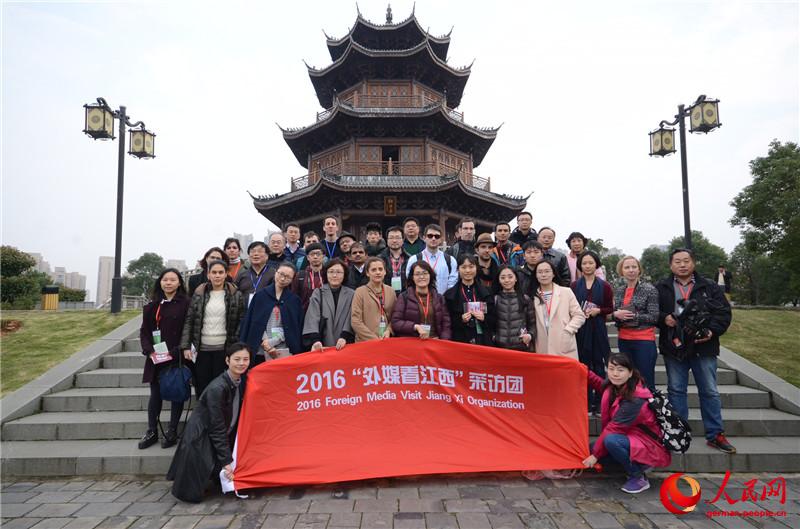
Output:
[276,271,294,281]
[426,233,442,239]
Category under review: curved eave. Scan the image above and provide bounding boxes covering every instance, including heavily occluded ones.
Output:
[252,175,528,212]
[281,104,498,167]
[326,13,451,61]
[308,38,469,108]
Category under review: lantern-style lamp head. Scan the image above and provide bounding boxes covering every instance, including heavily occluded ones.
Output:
[689,98,721,134]
[128,128,156,158]
[83,103,115,140]
[649,127,676,157]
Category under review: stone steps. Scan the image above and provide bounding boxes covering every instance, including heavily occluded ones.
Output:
[2,436,798,477]
[7,406,800,442]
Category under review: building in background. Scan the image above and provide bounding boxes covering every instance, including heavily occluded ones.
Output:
[96,256,114,307]
[233,232,254,250]
[165,259,188,273]
[64,272,87,291]
[27,252,52,274]
[251,7,528,240]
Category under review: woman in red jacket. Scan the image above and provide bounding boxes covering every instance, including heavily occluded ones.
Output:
[582,353,671,494]
[391,261,452,340]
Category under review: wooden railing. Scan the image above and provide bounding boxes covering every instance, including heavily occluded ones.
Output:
[314,94,465,123]
[291,161,490,191]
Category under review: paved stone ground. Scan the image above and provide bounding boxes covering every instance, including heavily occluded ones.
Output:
[1,472,798,529]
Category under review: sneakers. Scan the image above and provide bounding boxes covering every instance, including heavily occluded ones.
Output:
[621,475,650,494]
[161,428,178,449]
[707,433,737,454]
[137,429,158,450]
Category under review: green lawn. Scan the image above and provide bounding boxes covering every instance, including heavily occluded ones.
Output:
[0,310,138,396]
[722,309,800,388]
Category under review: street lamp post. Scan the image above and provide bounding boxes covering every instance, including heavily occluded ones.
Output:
[83,97,156,313]
[649,94,721,250]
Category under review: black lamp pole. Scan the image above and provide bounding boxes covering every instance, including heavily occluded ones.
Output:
[85,97,151,313]
[111,106,128,314]
[676,104,692,250]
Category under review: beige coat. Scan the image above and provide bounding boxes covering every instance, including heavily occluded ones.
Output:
[351,283,398,342]
[532,285,586,359]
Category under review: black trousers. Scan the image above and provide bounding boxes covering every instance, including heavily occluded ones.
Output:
[147,379,185,432]
[194,348,226,399]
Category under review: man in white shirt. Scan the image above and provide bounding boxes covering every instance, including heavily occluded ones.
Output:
[405,224,458,294]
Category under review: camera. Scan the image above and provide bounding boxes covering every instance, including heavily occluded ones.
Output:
[669,297,719,350]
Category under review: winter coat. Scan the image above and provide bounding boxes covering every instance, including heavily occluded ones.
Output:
[515,265,539,297]
[346,264,369,290]
[532,285,586,358]
[542,249,571,287]
[234,263,276,300]
[140,295,190,384]
[493,291,535,351]
[302,285,355,347]
[365,240,387,256]
[510,227,538,246]
[351,284,398,341]
[444,281,496,346]
[239,284,304,355]
[380,249,410,293]
[180,283,245,352]
[167,371,243,503]
[572,277,613,369]
[491,242,524,268]
[656,273,731,359]
[446,240,476,261]
[588,371,671,469]
[391,287,452,340]
[613,281,659,333]
[291,267,325,312]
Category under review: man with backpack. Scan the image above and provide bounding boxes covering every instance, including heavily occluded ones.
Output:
[405,224,458,295]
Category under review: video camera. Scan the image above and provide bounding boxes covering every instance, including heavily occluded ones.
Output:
[669,297,723,351]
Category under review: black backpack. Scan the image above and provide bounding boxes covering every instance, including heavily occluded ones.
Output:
[638,389,692,453]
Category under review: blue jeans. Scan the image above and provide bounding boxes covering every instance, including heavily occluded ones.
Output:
[663,354,724,440]
[591,435,644,478]
[618,339,657,391]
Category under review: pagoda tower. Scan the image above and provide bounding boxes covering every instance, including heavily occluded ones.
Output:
[252,7,528,240]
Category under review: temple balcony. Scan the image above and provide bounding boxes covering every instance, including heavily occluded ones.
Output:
[315,94,464,123]
[290,160,489,192]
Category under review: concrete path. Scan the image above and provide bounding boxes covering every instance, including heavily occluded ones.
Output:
[1,472,798,529]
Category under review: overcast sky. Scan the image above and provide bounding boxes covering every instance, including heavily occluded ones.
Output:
[2,0,798,301]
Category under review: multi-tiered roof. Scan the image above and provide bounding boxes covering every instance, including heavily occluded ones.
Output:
[253,7,527,235]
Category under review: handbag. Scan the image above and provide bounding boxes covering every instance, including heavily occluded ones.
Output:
[158,350,192,403]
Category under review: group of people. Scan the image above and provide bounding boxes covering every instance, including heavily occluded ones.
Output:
[139,212,733,501]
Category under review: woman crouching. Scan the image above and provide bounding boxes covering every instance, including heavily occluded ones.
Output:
[581,353,670,494]
[167,343,251,503]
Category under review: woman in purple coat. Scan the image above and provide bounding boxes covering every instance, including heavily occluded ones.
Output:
[391,261,452,340]
[138,268,191,450]
[582,353,671,494]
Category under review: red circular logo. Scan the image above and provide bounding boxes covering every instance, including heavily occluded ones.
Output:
[660,473,702,515]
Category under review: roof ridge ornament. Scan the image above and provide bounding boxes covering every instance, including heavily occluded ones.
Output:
[386,4,393,24]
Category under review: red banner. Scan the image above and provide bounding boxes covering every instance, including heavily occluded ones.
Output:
[234,338,589,489]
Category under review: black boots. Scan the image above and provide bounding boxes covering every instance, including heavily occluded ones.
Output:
[138,429,158,449]
[161,428,178,449]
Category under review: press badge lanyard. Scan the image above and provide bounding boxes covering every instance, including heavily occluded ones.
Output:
[250,267,266,292]
[373,287,386,319]
[424,251,440,271]
[416,290,431,324]
[539,289,553,332]
[390,256,403,277]
[496,245,508,264]
[676,282,694,301]
[309,270,321,290]
[324,240,337,257]
[461,285,476,303]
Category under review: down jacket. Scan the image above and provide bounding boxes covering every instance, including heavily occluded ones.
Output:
[493,292,535,351]
[391,287,452,340]
[180,283,245,352]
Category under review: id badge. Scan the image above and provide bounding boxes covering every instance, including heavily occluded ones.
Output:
[391,276,402,291]
[419,324,431,335]
[476,321,483,335]
[152,330,162,344]
[378,316,387,336]
[153,341,169,354]
[271,326,284,340]
[248,293,254,307]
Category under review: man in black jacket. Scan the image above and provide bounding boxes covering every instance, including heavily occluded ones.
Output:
[537,227,571,286]
[510,211,538,246]
[657,248,735,454]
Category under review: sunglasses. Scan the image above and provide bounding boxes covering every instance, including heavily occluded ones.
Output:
[426,233,442,239]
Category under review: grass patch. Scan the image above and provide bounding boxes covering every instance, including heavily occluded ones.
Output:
[722,309,800,388]
[0,310,138,396]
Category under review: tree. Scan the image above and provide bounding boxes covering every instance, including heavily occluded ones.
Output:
[123,252,165,297]
[731,239,799,306]
[639,231,728,283]
[1,246,41,309]
[585,238,623,285]
[730,140,800,292]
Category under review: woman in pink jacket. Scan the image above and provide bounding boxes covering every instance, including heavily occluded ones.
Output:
[582,353,671,494]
